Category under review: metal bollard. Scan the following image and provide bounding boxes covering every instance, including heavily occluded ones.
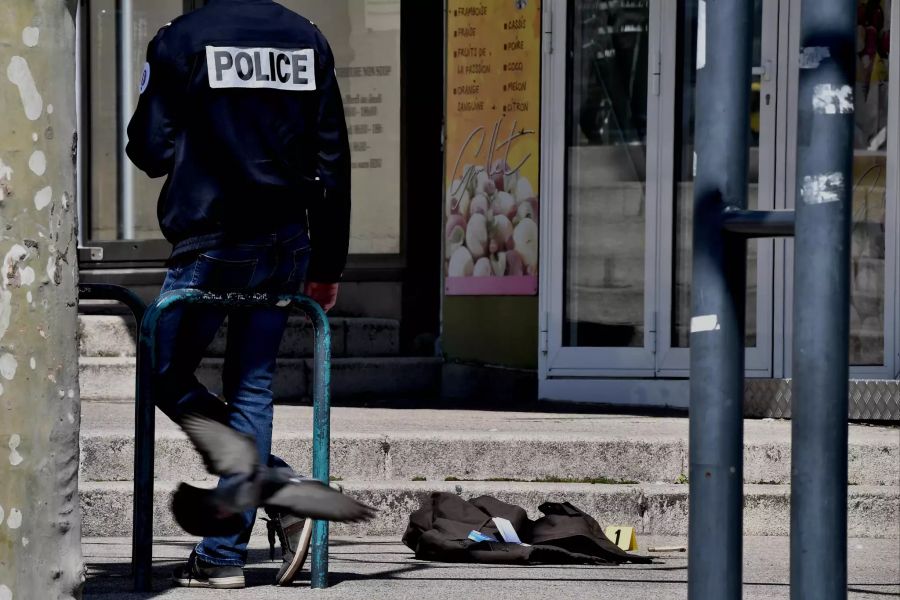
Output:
[791,1,854,598]
[688,0,854,597]
[687,1,755,598]
[78,283,147,324]
[132,289,332,592]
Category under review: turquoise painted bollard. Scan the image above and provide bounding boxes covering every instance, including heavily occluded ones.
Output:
[133,289,332,591]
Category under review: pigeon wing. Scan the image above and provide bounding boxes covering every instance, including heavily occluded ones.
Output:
[171,483,246,537]
[265,480,377,523]
[179,414,258,476]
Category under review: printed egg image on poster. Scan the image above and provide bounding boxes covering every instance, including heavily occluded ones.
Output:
[444,0,541,296]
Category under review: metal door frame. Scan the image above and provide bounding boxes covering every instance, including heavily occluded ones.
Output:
[540,0,663,383]
[782,0,899,379]
[654,0,780,378]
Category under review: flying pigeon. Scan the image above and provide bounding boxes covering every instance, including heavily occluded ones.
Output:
[171,413,375,537]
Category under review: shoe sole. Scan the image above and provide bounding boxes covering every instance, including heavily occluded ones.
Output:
[174,575,246,589]
[275,519,314,586]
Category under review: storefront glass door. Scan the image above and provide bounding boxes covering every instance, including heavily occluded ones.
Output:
[655,0,779,376]
[541,0,900,400]
[543,0,779,380]
[542,0,662,376]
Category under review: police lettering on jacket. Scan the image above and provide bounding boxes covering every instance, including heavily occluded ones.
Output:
[206,46,316,91]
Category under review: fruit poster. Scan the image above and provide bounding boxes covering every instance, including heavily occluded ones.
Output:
[444,0,541,295]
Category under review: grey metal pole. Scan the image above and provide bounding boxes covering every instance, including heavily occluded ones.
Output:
[791,1,854,598]
[688,0,755,598]
[116,0,136,239]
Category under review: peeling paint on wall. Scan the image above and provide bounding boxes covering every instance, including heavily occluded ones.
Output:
[28,151,46,176]
[6,508,22,530]
[6,56,43,121]
[22,27,40,48]
[20,267,35,287]
[1,3,84,597]
[8,434,23,466]
[0,354,18,380]
[0,291,12,341]
[0,159,12,202]
[34,186,52,210]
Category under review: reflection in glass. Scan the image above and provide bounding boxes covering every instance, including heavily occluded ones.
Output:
[563,0,649,348]
[89,0,180,241]
[671,0,761,349]
[849,0,891,365]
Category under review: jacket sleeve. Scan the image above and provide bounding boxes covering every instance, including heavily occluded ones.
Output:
[306,37,352,283]
[126,29,181,178]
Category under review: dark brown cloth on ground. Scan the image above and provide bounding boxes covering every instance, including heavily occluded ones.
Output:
[402,492,652,565]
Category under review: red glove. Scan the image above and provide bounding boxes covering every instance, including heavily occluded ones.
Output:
[304,282,339,312]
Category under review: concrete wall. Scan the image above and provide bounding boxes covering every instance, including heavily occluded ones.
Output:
[442,296,538,370]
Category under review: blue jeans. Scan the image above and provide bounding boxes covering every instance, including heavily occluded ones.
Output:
[155,225,310,566]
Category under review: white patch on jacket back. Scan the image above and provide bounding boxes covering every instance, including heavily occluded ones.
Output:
[206,46,317,92]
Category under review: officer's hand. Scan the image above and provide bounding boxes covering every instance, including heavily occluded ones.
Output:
[304,282,339,312]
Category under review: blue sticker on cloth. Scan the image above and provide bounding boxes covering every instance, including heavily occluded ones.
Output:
[468,530,499,543]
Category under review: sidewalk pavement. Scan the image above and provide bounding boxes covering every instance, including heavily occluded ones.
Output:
[83,536,900,600]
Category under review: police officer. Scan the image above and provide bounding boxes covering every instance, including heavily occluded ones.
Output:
[127,0,351,589]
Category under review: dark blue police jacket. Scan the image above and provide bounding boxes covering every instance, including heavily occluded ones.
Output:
[126,0,350,282]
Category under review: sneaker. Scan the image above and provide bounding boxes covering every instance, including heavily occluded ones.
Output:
[265,511,313,586]
[173,551,245,589]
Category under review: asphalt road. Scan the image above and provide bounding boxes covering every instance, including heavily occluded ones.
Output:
[83,535,900,599]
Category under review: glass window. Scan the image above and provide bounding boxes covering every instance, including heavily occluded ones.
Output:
[88,0,180,241]
[849,0,891,365]
[272,0,402,255]
[85,0,402,255]
[671,0,762,349]
[563,0,650,348]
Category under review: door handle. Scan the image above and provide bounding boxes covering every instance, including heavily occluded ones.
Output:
[751,60,773,81]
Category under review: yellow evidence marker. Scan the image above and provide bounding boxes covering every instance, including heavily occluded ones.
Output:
[604,525,638,551]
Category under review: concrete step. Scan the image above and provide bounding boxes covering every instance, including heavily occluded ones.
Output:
[78,315,400,359]
[79,480,899,539]
[78,404,900,486]
[79,425,900,488]
[79,356,441,402]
